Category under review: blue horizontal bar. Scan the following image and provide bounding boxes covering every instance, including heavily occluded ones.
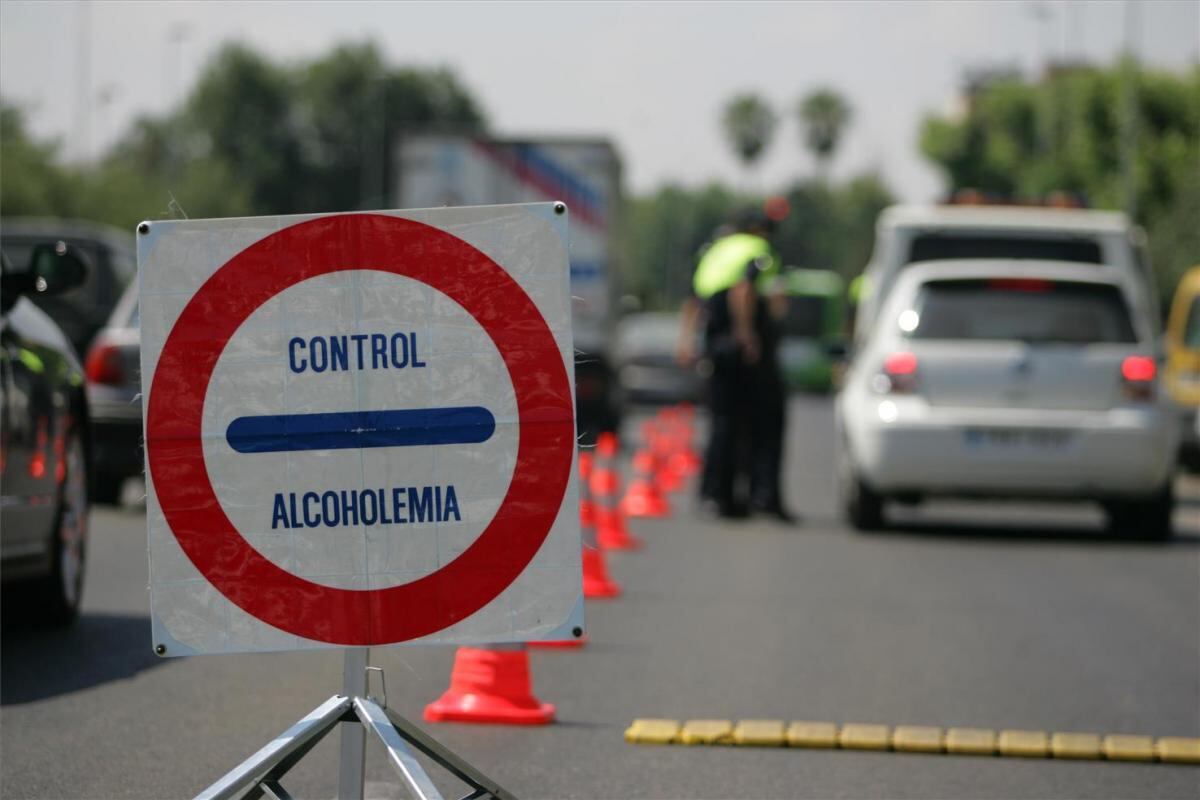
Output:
[226,407,496,454]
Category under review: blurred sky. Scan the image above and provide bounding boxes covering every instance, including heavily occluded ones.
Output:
[2,0,1197,202]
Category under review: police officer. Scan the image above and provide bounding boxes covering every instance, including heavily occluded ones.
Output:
[679,209,794,521]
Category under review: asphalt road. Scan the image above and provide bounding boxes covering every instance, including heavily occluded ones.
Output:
[3,396,1198,799]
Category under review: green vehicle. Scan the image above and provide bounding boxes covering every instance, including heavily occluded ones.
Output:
[772,269,846,392]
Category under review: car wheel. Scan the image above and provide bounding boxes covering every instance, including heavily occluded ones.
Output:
[29,429,89,624]
[837,444,885,531]
[1104,484,1174,541]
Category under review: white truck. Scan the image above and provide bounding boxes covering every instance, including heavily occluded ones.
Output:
[394,135,624,441]
[855,205,1159,345]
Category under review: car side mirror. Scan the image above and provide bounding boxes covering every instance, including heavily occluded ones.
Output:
[28,241,90,295]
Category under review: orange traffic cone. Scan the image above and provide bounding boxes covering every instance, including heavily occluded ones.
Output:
[578,451,621,598]
[592,433,642,551]
[651,414,688,494]
[579,449,598,531]
[531,451,595,647]
[424,644,555,725]
[621,430,672,519]
[668,404,702,478]
[582,546,621,598]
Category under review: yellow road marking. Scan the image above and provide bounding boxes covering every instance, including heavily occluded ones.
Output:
[998,730,1049,758]
[733,720,786,747]
[839,724,891,751]
[624,719,680,745]
[1156,737,1200,764]
[786,721,838,748]
[892,726,944,753]
[626,719,1199,765]
[679,719,733,745]
[1051,732,1102,760]
[1102,735,1155,762]
[944,728,996,756]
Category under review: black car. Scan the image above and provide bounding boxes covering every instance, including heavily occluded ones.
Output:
[1,241,92,624]
[0,217,136,358]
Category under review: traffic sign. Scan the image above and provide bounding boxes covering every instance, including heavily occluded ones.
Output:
[139,206,581,654]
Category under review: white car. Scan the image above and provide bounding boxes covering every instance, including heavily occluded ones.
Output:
[837,260,1178,538]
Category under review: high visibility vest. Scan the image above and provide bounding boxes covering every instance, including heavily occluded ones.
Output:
[692,233,778,299]
[849,273,868,304]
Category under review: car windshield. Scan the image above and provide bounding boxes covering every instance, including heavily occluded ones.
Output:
[908,234,1103,264]
[781,295,828,338]
[904,279,1137,344]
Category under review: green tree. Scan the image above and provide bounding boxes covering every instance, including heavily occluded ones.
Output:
[721,93,778,187]
[797,88,853,181]
[0,101,79,217]
[2,40,488,230]
[173,41,485,215]
[183,43,306,214]
[295,42,485,211]
[920,62,1200,298]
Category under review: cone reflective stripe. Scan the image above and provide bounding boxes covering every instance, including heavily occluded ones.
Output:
[593,434,642,551]
[621,444,671,519]
[424,643,555,725]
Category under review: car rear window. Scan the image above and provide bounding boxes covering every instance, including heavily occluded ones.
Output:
[905,279,1137,344]
[908,234,1103,264]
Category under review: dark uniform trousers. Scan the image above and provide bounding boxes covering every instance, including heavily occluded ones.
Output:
[702,339,785,513]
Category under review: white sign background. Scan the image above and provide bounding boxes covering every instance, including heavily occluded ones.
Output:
[139,204,582,656]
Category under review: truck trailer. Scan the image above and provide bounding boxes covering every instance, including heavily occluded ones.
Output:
[394,135,624,442]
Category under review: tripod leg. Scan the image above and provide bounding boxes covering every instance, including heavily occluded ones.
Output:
[257,780,295,800]
[195,695,353,800]
[380,703,516,800]
[243,705,354,800]
[354,698,445,800]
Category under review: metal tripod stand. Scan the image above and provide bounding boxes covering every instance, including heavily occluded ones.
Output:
[196,648,515,800]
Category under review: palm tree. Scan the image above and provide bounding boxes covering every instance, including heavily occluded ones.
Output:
[797,89,852,181]
[721,93,778,190]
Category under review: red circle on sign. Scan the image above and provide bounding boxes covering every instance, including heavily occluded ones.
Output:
[145,214,574,645]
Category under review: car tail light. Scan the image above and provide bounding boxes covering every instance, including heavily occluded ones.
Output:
[1120,355,1156,401]
[877,351,918,394]
[85,339,125,386]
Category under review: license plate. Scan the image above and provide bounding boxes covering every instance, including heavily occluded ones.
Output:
[963,427,1072,450]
